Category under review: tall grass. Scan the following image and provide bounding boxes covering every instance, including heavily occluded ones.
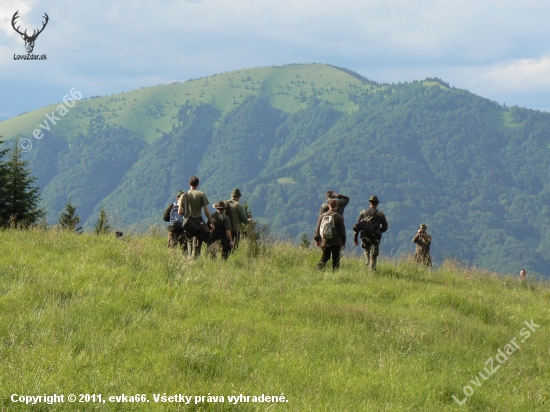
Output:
[0,228,549,411]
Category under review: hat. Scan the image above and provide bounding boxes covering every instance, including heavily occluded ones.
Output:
[368,196,380,203]
[214,200,228,209]
[177,190,185,197]
[419,224,427,229]
[232,188,242,197]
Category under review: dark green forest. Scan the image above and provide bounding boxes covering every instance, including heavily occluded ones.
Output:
[3,64,550,277]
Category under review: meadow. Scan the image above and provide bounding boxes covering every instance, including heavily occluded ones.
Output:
[0,228,549,411]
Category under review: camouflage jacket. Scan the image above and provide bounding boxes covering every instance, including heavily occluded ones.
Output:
[413,232,431,253]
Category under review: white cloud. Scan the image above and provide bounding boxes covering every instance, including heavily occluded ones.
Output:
[471,57,550,93]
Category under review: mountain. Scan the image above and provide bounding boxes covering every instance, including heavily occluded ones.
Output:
[1,63,550,277]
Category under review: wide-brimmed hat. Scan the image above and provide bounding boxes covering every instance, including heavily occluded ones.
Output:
[214,200,228,209]
[369,195,380,203]
[177,190,185,197]
[232,188,242,197]
[419,224,427,229]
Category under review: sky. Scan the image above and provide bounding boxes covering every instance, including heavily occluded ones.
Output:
[1,0,550,118]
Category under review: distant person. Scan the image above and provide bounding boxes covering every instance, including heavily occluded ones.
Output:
[163,190,187,252]
[208,201,234,259]
[226,188,250,248]
[412,223,432,268]
[314,198,346,270]
[353,196,388,271]
[519,269,527,282]
[319,191,350,219]
[178,176,213,257]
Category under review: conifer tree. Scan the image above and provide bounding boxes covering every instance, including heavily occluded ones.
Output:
[93,206,111,234]
[0,136,9,221]
[58,199,83,232]
[1,137,44,228]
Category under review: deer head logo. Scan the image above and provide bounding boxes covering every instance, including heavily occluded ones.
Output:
[11,11,49,54]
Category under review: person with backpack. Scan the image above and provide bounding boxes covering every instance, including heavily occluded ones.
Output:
[178,176,213,257]
[319,190,350,219]
[208,200,234,259]
[314,199,346,270]
[226,188,250,248]
[353,196,388,271]
[413,224,432,268]
[163,190,187,252]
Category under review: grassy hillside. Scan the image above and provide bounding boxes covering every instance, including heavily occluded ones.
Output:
[2,63,550,278]
[0,64,373,143]
[1,229,549,411]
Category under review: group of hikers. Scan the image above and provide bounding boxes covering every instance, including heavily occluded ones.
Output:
[314,190,432,271]
[163,176,250,259]
[163,178,433,270]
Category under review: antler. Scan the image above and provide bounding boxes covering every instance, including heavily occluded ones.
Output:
[11,11,27,37]
[33,13,49,38]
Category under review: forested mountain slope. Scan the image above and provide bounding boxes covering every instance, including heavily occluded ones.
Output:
[1,64,550,277]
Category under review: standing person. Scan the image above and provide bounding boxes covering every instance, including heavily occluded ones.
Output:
[208,201,234,259]
[226,188,249,248]
[519,269,527,282]
[319,190,350,219]
[353,196,388,271]
[314,199,346,270]
[163,190,187,253]
[178,176,213,257]
[413,224,432,268]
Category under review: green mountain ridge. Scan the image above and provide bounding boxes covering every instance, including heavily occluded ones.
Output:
[1,63,550,277]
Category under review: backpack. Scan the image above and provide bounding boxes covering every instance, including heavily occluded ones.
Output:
[320,212,337,240]
[225,199,237,231]
[183,217,201,237]
[169,203,184,229]
[353,210,378,239]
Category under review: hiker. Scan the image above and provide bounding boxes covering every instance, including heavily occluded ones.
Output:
[226,188,250,248]
[314,198,346,270]
[163,190,187,252]
[353,195,388,271]
[413,224,432,268]
[178,176,213,257]
[319,190,350,219]
[519,269,527,282]
[208,200,234,259]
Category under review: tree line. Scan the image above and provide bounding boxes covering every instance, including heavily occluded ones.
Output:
[0,136,110,234]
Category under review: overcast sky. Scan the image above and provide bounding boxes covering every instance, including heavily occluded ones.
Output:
[1,0,550,118]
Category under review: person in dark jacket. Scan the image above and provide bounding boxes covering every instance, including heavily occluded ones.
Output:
[163,190,187,253]
[208,201,233,259]
[314,199,346,270]
[319,190,350,219]
[353,196,388,271]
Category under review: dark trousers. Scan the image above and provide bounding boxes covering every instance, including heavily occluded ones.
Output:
[362,237,380,271]
[317,245,342,270]
[168,230,188,253]
[231,230,241,249]
[208,232,231,259]
[186,217,205,258]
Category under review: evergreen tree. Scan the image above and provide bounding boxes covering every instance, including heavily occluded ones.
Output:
[58,199,83,232]
[0,136,9,219]
[1,137,44,228]
[93,206,111,234]
[300,233,311,248]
